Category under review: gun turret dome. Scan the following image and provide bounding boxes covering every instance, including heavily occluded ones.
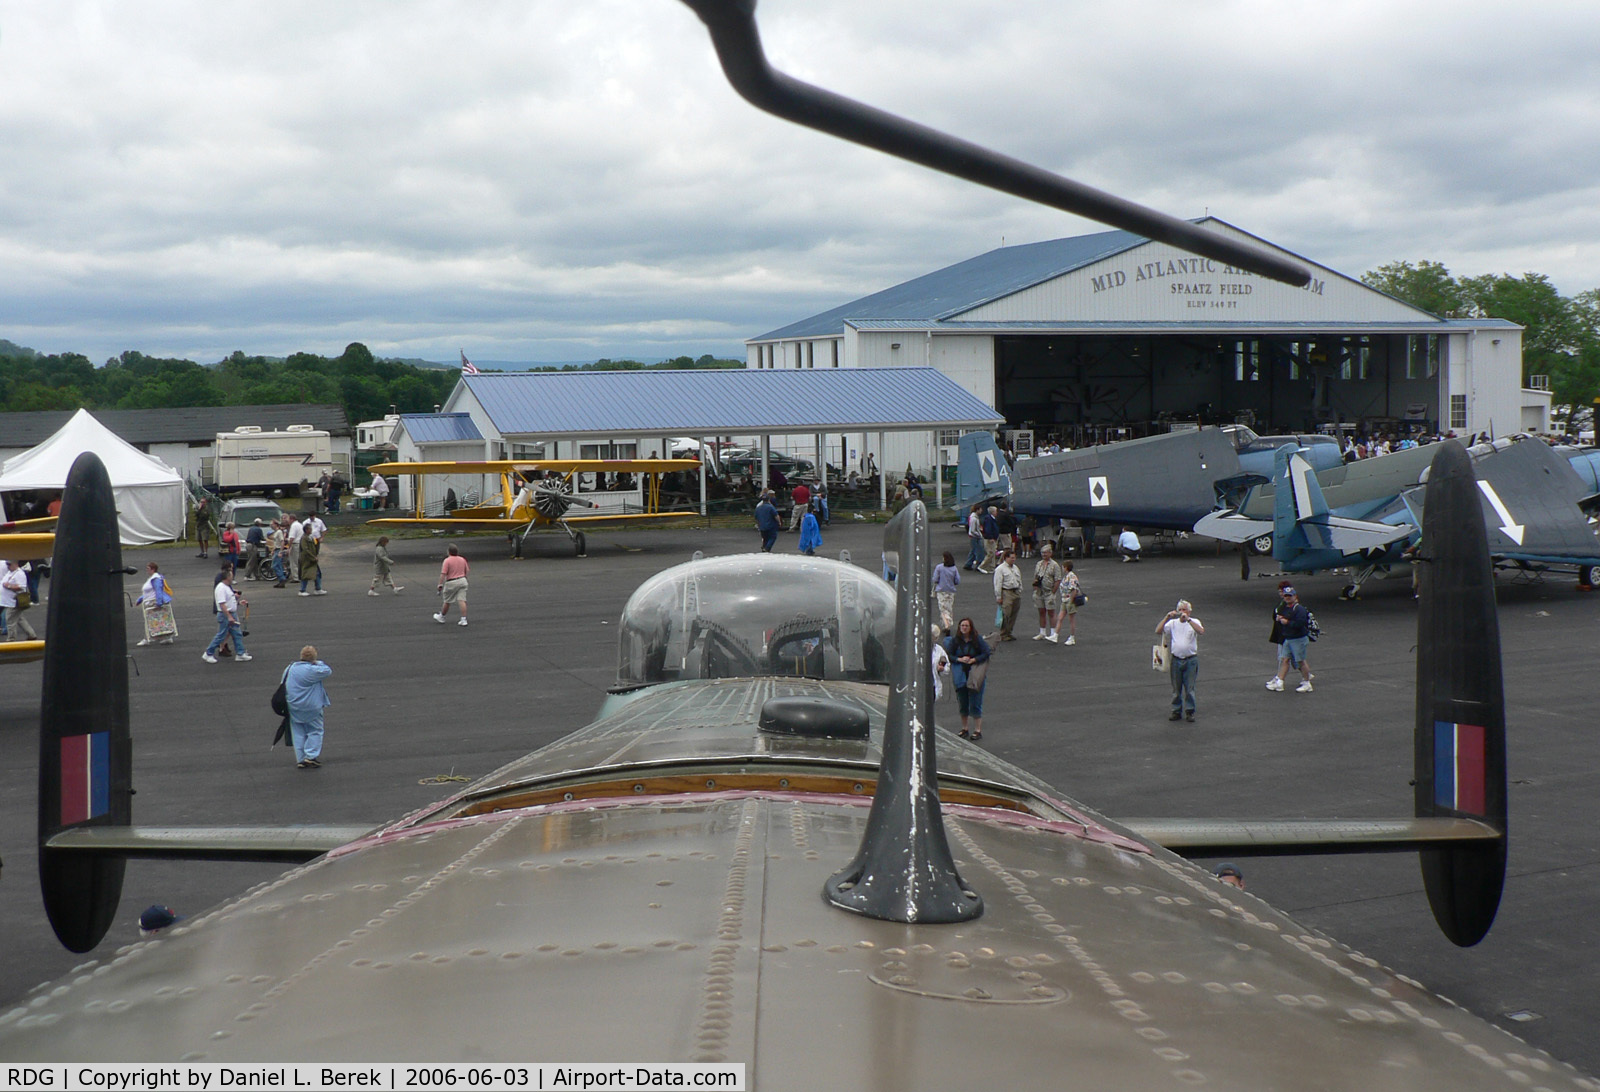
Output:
[616,554,897,686]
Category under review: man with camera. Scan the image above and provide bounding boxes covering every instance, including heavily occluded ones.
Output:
[1156,599,1204,722]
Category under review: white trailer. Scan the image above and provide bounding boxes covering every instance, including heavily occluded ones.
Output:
[211,425,334,495]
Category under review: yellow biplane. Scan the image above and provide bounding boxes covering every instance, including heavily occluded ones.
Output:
[368,458,702,556]
[0,524,53,663]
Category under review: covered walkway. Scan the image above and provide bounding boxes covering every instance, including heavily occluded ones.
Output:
[437,367,1004,512]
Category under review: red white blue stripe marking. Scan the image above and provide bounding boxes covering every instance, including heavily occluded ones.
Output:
[1433,721,1486,813]
[59,731,110,825]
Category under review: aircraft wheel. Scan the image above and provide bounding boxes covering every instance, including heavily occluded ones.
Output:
[1341,584,1360,600]
[574,531,587,557]
[1580,564,1598,587]
[1250,533,1273,556]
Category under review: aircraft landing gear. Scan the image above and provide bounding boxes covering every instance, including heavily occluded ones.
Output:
[1341,583,1360,600]
[574,531,587,557]
[1250,532,1273,556]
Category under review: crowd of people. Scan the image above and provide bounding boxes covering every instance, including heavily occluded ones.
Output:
[115,497,485,774]
[925,535,1323,745]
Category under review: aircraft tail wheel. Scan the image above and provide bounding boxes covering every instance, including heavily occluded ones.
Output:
[1341,584,1359,600]
[1250,533,1272,556]
[1580,564,1598,588]
[575,531,587,557]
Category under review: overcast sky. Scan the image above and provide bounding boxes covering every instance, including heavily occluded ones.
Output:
[3,2,1598,367]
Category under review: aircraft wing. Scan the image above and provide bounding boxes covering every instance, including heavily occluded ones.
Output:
[2,516,58,534]
[0,639,46,665]
[1405,438,1600,562]
[1192,509,1270,543]
[1300,514,1415,553]
[371,459,701,475]
[1123,816,1501,857]
[1,533,56,562]
[368,512,699,531]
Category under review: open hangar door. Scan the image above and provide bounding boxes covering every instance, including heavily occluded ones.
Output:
[991,332,1440,444]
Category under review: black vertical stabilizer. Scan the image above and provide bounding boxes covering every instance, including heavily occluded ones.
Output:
[37,453,132,952]
[824,500,982,923]
[1415,441,1507,947]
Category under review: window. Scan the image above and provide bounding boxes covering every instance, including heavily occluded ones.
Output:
[1450,394,1467,430]
[580,442,638,460]
[936,429,963,448]
[1233,340,1259,382]
[510,443,546,460]
[831,341,840,368]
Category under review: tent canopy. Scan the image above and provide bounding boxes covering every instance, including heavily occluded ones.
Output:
[0,409,186,544]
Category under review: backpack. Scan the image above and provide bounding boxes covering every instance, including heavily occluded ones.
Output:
[271,668,289,716]
[1306,611,1321,642]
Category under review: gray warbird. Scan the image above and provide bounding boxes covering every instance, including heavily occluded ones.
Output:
[2,446,1590,1091]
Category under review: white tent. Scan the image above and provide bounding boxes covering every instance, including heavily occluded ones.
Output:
[0,409,186,545]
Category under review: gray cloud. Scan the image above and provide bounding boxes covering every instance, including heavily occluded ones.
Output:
[2,1,1598,367]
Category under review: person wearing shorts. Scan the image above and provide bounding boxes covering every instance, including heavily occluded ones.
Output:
[434,544,470,627]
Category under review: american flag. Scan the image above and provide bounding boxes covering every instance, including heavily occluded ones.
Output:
[460,350,480,376]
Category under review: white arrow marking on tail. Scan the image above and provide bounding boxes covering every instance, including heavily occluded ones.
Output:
[1289,454,1316,520]
[1477,480,1525,545]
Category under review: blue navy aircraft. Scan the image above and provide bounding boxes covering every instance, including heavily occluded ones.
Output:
[1201,436,1600,595]
[959,426,1342,540]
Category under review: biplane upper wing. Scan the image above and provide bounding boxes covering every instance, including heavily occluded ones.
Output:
[367,513,699,529]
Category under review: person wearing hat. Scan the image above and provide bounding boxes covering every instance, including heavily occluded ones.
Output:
[244,518,267,581]
[754,490,780,553]
[1267,586,1314,692]
[139,904,183,935]
[1213,864,1245,890]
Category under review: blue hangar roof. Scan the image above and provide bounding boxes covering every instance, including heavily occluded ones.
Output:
[456,368,1003,438]
[752,226,1147,341]
[397,412,483,444]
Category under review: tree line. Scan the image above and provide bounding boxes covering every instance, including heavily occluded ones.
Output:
[0,342,743,425]
[1360,262,1600,413]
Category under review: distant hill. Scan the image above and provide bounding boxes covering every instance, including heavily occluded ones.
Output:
[0,339,39,359]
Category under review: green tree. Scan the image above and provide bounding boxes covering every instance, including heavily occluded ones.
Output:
[1361,260,1465,316]
[1457,272,1582,388]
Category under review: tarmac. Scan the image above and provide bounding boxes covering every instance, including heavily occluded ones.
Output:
[1,517,1596,1075]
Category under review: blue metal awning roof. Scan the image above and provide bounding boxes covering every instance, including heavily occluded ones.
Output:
[398,412,483,444]
[455,368,1003,438]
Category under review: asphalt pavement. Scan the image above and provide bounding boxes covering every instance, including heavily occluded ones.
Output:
[1,518,1596,1075]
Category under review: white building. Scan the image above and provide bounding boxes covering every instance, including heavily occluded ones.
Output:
[747,219,1533,475]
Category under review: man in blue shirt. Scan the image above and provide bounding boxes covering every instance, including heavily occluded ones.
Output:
[1266,587,1314,693]
[755,491,781,553]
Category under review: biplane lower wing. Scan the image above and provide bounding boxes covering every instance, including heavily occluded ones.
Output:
[1,533,56,562]
[0,639,46,664]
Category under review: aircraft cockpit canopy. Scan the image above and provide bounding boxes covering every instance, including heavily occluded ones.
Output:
[616,554,897,686]
[1221,424,1262,451]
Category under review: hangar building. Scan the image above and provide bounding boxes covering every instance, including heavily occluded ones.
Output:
[747,219,1545,477]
